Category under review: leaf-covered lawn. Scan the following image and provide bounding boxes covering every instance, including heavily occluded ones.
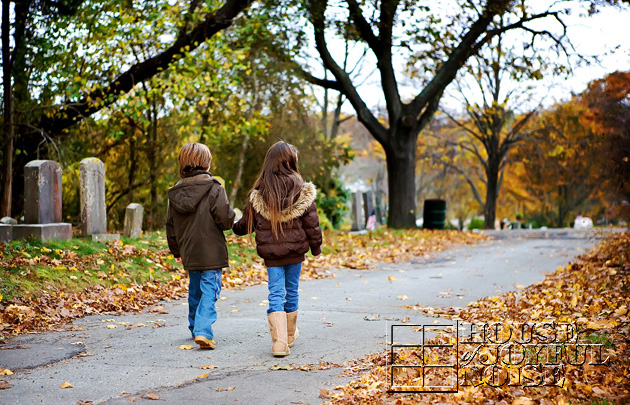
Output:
[0,229,486,338]
[325,232,630,404]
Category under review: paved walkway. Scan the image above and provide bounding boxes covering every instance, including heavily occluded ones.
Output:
[0,229,604,404]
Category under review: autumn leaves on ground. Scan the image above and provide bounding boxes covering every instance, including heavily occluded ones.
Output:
[325,232,630,405]
[0,229,485,337]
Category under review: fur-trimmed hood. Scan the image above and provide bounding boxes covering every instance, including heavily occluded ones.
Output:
[250,182,317,222]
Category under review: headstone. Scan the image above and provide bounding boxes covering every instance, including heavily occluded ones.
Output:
[80,158,119,242]
[13,223,72,241]
[0,224,12,242]
[374,195,385,225]
[123,203,143,238]
[363,191,374,224]
[12,160,72,241]
[0,217,15,242]
[24,160,63,224]
[350,192,365,232]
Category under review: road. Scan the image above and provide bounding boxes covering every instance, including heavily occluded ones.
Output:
[0,229,604,404]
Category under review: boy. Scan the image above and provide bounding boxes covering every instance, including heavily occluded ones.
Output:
[166,143,235,349]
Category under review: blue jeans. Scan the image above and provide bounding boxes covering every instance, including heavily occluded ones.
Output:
[188,270,222,339]
[266,263,302,314]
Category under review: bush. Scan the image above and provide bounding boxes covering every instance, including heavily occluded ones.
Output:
[315,177,350,229]
[467,218,485,231]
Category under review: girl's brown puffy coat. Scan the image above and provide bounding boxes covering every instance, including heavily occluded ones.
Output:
[233,182,322,267]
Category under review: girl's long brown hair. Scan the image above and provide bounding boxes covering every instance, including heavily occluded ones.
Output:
[247,141,303,240]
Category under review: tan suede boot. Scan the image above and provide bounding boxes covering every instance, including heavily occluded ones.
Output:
[287,310,299,348]
[267,311,290,357]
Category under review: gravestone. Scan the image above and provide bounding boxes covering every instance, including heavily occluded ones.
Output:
[123,203,143,238]
[24,160,62,224]
[0,217,16,242]
[374,195,385,225]
[80,158,119,242]
[12,160,72,241]
[363,191,374,222]
[350,192,365,232]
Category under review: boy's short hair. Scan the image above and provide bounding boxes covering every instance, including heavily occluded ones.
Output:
[179,143,212,177]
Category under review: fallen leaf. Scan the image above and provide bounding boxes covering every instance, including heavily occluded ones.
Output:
[106,325,118,329]
[217,387,235,392]
[587,319,619,330]
[396,295,408,300]
[196,373,208,378]
[364,314,380,321]
[270,364,294,371]
[512,398,535,405]
[179,345,193,350]
[149,306,169,314]
[198,364,217,370]
[70,341,84,345]
[142,392,160,400]
[388,276,398,281]
[320,389,330,399]
[0,380,11,389]
[59,381,73,389]
[0,369,13,376]
[129,398,136,402]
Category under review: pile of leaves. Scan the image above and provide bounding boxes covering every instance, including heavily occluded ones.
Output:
[0,229,485,337]
[325,232,630,404]
[318,229,488,270]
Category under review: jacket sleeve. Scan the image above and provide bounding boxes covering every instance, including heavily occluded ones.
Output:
[232,201,254,236]
[210,184,236,231]
[301,201,322,256]
[165,201,180,258]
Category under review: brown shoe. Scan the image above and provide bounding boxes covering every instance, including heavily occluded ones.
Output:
[194,336,216,349]
[267,311,290,357]
[287,310,299,348]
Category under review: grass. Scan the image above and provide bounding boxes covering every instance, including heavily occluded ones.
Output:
[0,228,484,303]
[586,332,615,349]
[0,231,182,301]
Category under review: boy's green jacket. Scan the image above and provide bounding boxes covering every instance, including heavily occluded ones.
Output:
[166,170,235,271]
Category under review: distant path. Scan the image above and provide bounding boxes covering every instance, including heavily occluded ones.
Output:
[0,228,609,404]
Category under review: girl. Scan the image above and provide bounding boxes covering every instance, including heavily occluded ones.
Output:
[233,141,322,357]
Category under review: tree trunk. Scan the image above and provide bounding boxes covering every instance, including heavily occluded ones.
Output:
[385,141,417,228]
[483,162,500,229]
[229,134,249,205]
[1,0,13,217]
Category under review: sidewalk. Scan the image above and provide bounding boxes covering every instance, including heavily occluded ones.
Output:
[0,230,598,404]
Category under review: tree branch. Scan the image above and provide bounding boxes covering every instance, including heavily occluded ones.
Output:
[38,0,253,136]
[408,0,509,118]
[307,0,388,144]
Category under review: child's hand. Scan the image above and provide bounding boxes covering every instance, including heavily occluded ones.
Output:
[175,257,182,264]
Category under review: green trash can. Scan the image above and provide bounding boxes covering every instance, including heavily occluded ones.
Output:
[423,199,446,230]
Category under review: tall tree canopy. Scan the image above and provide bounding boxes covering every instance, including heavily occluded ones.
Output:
[294,0,602,227]
[1,0,253,216]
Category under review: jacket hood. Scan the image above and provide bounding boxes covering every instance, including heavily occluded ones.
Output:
[168,173,218,214]
[250,182,317,222]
